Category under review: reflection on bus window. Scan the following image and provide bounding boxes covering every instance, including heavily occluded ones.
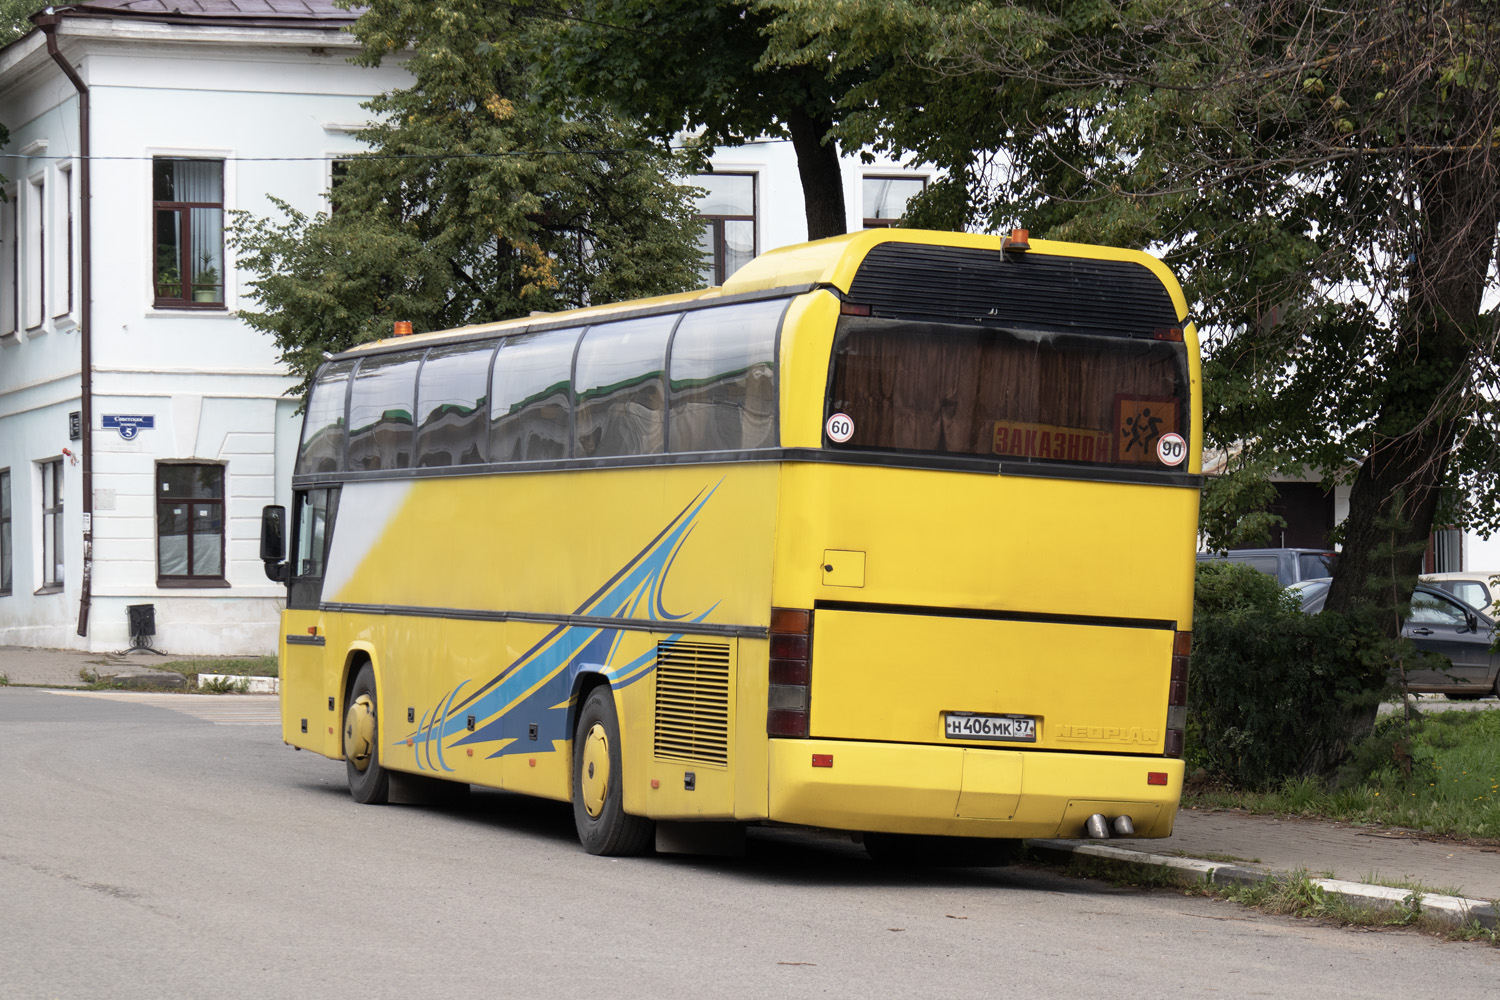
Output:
[416,341,497,468]
[296,360,355,475]
[348,353,421,471]
[575,315,675,458]
[491,328,580,462]
[828,318,1186,467]
[669,300,782,452]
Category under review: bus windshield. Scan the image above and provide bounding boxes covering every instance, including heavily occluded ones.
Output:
[827,316,1188,469]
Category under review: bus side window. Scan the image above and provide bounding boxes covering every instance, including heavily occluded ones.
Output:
[416,340,499,468]
[491,327,581,462]
[289,488,339,610]
[668,299,783,452]
[348,352,422,471]
[295,361,355,476]
[574,314,676,458]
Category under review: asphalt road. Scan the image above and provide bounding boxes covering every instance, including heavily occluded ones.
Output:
[2,687,1495,999]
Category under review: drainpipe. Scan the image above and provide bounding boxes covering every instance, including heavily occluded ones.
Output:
[36,11,93,637]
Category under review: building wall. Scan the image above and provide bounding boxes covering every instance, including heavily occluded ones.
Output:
[0,21,406,652]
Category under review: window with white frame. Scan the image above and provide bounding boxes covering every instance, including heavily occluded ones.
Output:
[153,158,224,308]
[24,174,44,328]
[54,163,73,319]
[156,463,226,583]
[39,458,62,590]
[0,188,15,336]
[692,173,756,286]
[863,175,927,229]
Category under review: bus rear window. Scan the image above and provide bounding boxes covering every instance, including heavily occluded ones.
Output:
[827,317,1188,469]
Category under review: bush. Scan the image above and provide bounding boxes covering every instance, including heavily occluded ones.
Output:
[1187,562,1391,789]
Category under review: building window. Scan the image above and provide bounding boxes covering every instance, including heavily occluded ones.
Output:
[1,187,15,335]
[156,464,226,583]
[24,174,44,328]
[863,175,926,228]
[329,158,351,213]
[1,469,11,596]
[56,163,73,318]
[693,172,755,286]
[39,458,62,589]
[153,158,224,308]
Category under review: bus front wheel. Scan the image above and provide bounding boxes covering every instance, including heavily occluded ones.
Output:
[571,686,653,856]
[345,664,390,805]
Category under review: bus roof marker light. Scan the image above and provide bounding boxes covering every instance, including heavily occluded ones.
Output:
[393,320,413,337]
[1002,228,1031,252]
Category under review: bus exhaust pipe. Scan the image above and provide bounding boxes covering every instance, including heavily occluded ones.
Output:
[1084,813,1111,839]
[1111,815,1135,837]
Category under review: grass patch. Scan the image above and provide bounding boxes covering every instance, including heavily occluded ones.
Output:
[1185,708,1500,842]
[156,656,278,679]
[196,675,252,694]
[0,673,9,686]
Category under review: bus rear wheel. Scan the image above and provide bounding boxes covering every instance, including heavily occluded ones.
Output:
[572,685,653,856]
[345,664,390,805]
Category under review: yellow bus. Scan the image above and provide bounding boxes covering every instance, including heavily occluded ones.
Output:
[260,228,1201,861]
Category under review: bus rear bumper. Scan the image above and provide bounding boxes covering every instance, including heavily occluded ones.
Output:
[768,739,1183,839]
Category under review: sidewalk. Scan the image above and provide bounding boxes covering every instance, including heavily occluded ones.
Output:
[3,643,1497,927]
[1031,805,1500,929]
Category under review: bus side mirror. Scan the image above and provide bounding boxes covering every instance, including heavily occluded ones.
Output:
[261,505,288,583]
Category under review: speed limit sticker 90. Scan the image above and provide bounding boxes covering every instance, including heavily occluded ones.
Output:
[826,412,855,443]
[1156,432,1187,466]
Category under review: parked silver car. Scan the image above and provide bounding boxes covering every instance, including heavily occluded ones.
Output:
[1290,579,1500,699]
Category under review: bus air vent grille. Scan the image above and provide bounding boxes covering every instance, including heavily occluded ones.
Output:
[847,242,1180,338]
[654,640,731,766]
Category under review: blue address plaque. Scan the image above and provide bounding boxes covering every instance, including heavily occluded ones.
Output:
[102,414,156,441]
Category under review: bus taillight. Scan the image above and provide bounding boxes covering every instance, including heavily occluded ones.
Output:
[1165,630,1191,758]
[768,607,813,738]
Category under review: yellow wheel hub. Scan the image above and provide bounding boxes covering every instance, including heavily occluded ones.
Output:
[344,693,376,772]
[580,722,610,819]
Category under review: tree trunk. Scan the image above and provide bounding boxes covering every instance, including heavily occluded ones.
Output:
[1324,150,1500,633]
[785,106,848,241]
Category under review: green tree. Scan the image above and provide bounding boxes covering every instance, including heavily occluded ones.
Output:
[0,0,45,45]
[758,0,1500,632]
[532,0,878,239]
[232,0,704,398]
[0,0,46,178]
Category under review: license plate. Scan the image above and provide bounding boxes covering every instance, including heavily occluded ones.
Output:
[945,712,1037,742]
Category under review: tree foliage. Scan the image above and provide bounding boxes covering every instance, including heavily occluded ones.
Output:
[0,0,44,46]
[758,0,1500,630]
[530,0,880,239]
[231,0,704,399]
[1188,562,1390,788]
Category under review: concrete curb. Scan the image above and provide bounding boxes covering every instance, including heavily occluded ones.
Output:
[197,673,279,694]
[1025,839,1498,931]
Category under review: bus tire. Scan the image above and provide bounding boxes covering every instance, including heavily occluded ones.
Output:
[864,833,1016,868]
[344,664,390,805]
[572,685,653,856]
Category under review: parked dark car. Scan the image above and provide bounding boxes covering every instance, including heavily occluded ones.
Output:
[1290,578,1500,699]
[1197,547,1339,587]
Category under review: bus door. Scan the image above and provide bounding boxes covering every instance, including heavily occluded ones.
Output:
[281,487,341,755]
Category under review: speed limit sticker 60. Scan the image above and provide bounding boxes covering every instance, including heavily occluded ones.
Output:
[826,413,855,443]
[1156,432,1186,466]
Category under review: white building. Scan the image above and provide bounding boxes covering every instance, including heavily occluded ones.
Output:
[0,0,406,653]
[0,1,931,654]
